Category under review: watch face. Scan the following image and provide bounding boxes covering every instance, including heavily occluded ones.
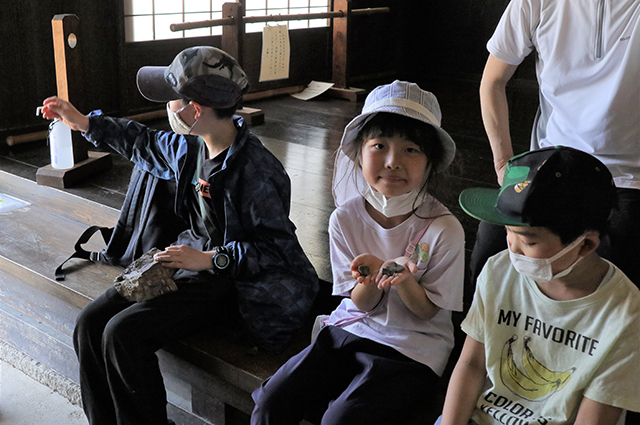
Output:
[214,253,229,269]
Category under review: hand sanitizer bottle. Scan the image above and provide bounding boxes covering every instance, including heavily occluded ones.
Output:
[48,119,74,169]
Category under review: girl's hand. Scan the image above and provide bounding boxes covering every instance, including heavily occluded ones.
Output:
[350,254,384,286]
[376,256,417,289]
[153,245,212,271]
[40,96,90,132]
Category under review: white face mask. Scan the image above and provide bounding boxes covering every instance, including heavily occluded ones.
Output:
[166,102,196,135]
[363,184,427,218]
[508,234,586,282]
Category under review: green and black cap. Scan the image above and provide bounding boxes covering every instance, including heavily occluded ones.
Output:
[459,146,616,227]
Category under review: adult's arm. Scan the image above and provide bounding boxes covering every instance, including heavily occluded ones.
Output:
[479,54,519,185]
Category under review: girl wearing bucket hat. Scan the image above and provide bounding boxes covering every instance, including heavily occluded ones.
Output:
[251,81,465,424]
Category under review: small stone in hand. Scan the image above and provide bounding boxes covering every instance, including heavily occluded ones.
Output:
[381,262,404,277]
[358,265,370,277]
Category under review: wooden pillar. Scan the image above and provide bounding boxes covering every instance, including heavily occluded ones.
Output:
[332,0,350,89]
[36,14,111,188]
[328,0,366,102]
[52,14,88,163]
[221,2,264,125]
[222,2,244,64]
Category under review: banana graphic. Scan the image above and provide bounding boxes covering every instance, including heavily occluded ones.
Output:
[500,336,540,395]
[500,335,575,402]
[522,336,575,388]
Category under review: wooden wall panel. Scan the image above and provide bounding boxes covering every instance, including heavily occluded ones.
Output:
[1,0,119,138]
[1,0,536,139]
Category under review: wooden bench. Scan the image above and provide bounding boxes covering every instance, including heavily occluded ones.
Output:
[0,133,455,424]
[0,165,340,425]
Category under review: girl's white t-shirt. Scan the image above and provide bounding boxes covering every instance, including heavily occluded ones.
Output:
[327,196,465,376]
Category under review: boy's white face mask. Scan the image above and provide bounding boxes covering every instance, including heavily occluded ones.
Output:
[508,234,586,282]
[166,102,196,135]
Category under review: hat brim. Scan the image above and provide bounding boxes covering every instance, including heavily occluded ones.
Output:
[459,188,527,227]
[136,66,181,103]
[340,110,456,172]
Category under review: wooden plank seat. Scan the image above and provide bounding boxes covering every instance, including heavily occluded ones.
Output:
[0,129,455,424]
[0,168,338,425]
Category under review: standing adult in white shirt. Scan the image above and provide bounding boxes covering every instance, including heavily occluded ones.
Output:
[472,0,640,300]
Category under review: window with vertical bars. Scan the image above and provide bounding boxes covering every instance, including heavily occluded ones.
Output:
[124,0,330,42]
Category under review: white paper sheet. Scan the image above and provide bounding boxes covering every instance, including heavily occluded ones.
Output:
[259,25,290,82]
[0,193,30,213]
[290,81,335,100]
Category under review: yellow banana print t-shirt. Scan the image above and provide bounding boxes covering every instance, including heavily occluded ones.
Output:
[462,250,640,425]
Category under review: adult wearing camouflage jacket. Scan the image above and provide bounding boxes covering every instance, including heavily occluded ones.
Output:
[41,46,318,425]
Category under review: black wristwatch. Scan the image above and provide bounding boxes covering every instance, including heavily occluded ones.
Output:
[211,250,230,272]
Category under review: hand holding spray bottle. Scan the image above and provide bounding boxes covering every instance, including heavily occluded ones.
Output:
[36,105,74,170]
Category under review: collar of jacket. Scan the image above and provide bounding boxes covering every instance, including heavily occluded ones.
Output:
[173,116,248,218]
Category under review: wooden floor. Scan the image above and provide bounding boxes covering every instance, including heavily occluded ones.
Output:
[0,76,538,299]
[0,76,539,424]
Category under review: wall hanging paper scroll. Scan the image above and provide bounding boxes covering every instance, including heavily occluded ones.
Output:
[259,24,290,82]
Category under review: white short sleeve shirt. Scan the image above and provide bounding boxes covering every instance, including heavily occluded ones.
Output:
[327,197,465,375]
[487,0,640,189]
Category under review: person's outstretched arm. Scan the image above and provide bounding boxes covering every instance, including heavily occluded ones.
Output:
[479,54,519,185]
[440,335,487,425]
[41,96,90,132]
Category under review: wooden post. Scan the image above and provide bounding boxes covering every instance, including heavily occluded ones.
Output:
[332,0,350,90]
[52,14,88,163]
[328,0,366,102]
[221,2,264,125]
[222,2,243,64]
[36,14,111,189]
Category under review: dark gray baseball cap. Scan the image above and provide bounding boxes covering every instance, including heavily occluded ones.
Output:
[136,46,250,108]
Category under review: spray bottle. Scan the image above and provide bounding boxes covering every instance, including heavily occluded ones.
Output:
[48,119,75,170]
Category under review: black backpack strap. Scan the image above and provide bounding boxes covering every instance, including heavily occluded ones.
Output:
[54,225,113,281]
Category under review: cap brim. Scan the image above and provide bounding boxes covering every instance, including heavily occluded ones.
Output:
[459,188,526,226]
[136,66,181,103]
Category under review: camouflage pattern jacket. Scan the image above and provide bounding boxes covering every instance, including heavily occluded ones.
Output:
[84,111,319,352]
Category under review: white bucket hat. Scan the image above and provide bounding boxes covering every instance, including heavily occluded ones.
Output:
[333,80,457,207]
[339,80,456,170]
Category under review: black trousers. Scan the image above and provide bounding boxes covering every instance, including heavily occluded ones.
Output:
[73,275,235,425]
[251,326,439,425]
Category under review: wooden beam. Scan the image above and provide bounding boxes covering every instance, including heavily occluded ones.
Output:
[170,7,389,32]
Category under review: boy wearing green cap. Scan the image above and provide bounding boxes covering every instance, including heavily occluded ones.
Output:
[438,146,640,425]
